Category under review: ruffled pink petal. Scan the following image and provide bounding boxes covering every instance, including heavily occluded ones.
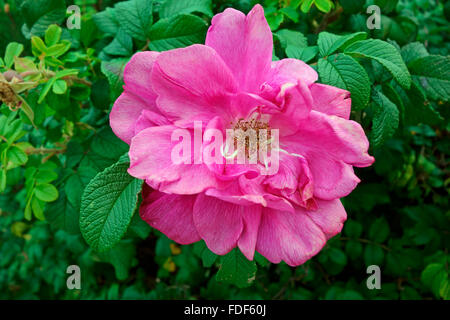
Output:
[205,4,272,92]
[267,79,313,136]
[110,51,166,144]
[110,92,152,144]
[151,44,238,126]
[193,193,250,255]
[238,207,262,260]
[265,58,318,92]
[310,83,351,119]
[305,199,347,239]
[123,51,160,101]
[283,110,374,167]
[128,125,223,194]
[256,206,327,266]
[134,109,171,135]
[140,188,200,244]
[304,152,360,200]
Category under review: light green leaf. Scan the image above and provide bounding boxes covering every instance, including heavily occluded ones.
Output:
[80,161,143,252]
[159,0,212,18]
[318,53,371,109]
[149,14,208,51]
[216,248,257,288]
[35,183,59,202]
[4,42,24,68]
[6,146,28,169]
[52,79,67,94]
[345,39,411,89]
[45,24,62,46]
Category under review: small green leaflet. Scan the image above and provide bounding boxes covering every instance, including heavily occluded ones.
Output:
[80,161,143,252]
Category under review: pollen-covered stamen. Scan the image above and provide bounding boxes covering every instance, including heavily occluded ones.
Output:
[230,118,272,160]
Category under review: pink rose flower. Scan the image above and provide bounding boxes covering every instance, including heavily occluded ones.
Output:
[110,4,374,266]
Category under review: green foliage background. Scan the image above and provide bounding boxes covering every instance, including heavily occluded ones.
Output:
[0,0,448,300]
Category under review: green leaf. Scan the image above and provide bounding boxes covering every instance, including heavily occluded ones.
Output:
[286,46,318,62]
[216,248,257,288]
[31,197,45,220]
[370,89,399,148]
[345,39,411,89]
[93,8,120,35]
[344,220,363,238]
[318,53,371,109]
[159,0,213,18]
[45,41,71,57]
[317,31,367,57]
[315,0,334,12]
[46,188,80,234]
[393,81,442,126]
[328,248,347,266]
[408,55,450,101]
[103,28,133,57]
[31,36,48,56]
[80,161,143,252]
[35,183,59,202]
[101,58,129,100]
[97,241,137,280]
[364,244,384,266]
[44,24,62,46]
[276,29,308,49]
[368,217,390,243]
[6,146,28,169]
[421,263,449,299]
[401,42,428,66]
[52,79,67,94]
[114,0,153,41]
[300,0,314,13]
[149,14,208,51]
[4,42,24,68]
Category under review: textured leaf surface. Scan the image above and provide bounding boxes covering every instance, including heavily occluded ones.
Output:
[149,14,208,51]
[216,249,256,288]
[318,53,371,109]
[318,31,366,57]
[114,0,153,41]
[80,161,143,252]
[408,55,450,101]
[370,89,399,148]
[345,39,411,89]
[159,0,212,18]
